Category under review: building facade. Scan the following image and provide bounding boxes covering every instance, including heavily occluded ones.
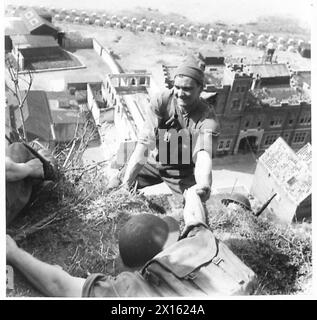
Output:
[163,52,311,156]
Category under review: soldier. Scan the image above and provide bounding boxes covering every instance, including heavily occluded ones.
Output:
[112,55,220,203]
[7,186,256,297]
[6,187,209,297]
[6,141,57,226]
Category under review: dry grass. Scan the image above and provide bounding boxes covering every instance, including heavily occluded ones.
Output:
[205,196,312,295]
[6,115,312,297]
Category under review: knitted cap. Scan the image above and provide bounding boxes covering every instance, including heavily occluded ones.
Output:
[174,55,205,85]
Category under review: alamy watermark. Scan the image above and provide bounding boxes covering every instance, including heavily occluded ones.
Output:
[117,128,215,166]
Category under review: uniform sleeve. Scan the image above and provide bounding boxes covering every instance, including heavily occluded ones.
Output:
[192,117,220,161]
[82,271,157,297]
[137,92,163,149]
[82,273,119,297]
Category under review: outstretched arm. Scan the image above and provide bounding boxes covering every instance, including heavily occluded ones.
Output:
[194,149,212,187]
[6,235,85,297]
[194,150,213,202]
[183,186,207,228]
[122,143,148,187]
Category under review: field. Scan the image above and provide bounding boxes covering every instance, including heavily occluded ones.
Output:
[54,15,310,90]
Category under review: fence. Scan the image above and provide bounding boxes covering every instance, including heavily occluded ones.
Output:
[92,38,122,73]
[62,37,93,50]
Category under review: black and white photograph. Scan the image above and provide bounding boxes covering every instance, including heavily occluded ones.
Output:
[3,0,314,301]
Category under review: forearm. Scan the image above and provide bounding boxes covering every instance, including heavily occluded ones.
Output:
[183,187,207,227]
[8,247,85,297]
[122,143,148,185]
[194,150,213,187]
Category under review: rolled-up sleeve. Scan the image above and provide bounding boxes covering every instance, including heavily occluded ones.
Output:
[192,118,220,161]
[82,273,118,297]
[82,271,157,297]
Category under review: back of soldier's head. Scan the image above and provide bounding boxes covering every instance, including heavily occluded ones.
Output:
[119,214,180,268]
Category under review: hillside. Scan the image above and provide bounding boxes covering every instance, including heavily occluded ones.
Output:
[5,7,312,297]
[6,123,312,297]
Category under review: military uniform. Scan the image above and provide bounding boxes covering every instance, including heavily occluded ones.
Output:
[136,88,219,195]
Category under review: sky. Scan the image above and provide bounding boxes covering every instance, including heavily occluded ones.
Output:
[4,0,315,27]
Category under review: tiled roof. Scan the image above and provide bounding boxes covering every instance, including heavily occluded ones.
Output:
[259,137,311,204]
[296,143,312,170]
[20,7,57,33]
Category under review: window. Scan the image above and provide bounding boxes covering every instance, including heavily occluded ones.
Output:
[270,118,282,127]
[299,116,311,125]
[235,86,240,93]
[257,121,262,127]
[287,176,297,186]
[217,139,232,151]
[231,99,241,110]
[264,135,278,146]
[30,18,39,26]
[139,77,146,85]
[288,119,293,125]
[25,11,34,19]
[293,132,307,144]
[240,86,245,93]
[217,141,224,150]
[245,121,249,128]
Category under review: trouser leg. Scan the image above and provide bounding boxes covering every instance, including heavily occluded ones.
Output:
[6,143,36,226]
[136,161,164,189]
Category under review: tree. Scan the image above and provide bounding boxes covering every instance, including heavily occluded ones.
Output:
[5,55,33,143]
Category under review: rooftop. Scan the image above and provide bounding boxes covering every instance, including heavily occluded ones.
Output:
[293,71,311,88]
[259,137,311,204]
[20,7,57,33]
[11,34,58,49]
[251,86,310,106]
[296,143,312,171]
[204,65,226,87]
[5,17,28,36]
[117,91,151,134]
[65,74,103,85]
[247,63,290,79]
[13,90,54,141]
[49,99,85,124]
